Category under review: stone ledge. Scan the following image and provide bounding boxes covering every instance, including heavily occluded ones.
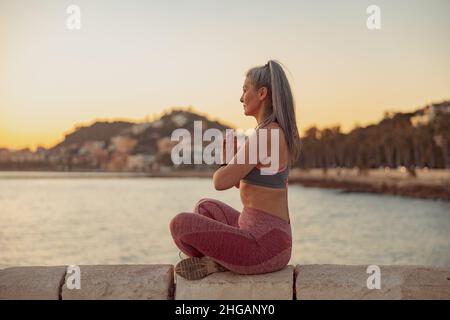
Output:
[62,264,174,300]
[175,265,294,300]
[1,264,449,300]
[295,264,450,300]
[0,266,66,300]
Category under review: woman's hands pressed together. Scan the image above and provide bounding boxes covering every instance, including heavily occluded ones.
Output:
[221,132,238,165]
[220,132,241,188]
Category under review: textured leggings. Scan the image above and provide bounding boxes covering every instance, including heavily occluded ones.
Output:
[169,198,292,275]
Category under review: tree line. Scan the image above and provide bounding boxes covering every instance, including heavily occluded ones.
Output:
[295,105,450,171]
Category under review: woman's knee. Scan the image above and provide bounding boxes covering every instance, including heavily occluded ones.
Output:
[193,198,216,213]
[169,212,193,236]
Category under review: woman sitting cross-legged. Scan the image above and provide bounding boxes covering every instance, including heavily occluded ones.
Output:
[169,60,301,280]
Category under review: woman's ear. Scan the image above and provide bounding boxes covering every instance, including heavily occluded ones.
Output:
[257,87,268,101]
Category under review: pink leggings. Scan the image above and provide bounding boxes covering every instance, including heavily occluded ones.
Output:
[169,198,292,275]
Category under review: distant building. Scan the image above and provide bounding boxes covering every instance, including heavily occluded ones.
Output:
[36,146,47,154]
[172,113,188,127]
[157,137,178,154]
[152,120,164,129]
[126,154,155,171]
[107,153,128,171]
[0,148,11,162]
[130,123,151,135]
[411,102,450,127]
[110,136,137,154]
[79,141,105,156]
[10,149,44,163]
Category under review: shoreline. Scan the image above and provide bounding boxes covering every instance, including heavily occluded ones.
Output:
[288,168,450,201]
[1,168,449,201]
[0,170,214,179]
[291,177,450,201]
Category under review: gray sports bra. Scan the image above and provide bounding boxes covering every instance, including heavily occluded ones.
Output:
[242,164,289,189]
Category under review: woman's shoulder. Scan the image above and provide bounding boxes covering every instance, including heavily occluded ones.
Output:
[255,122,288,154]
[255,122,289,168]
[257,121,283,134]
[263,122,287,144]
[264,121,281,129]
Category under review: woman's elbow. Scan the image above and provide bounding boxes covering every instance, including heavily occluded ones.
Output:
[213,172,223,190]
[214,182,226,191]
[213,178,227,191]
[213,172,230,190]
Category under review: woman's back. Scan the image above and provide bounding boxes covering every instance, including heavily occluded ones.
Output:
[239,122,290,224]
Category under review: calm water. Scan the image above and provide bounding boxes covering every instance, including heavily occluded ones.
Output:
[0,173,449,269]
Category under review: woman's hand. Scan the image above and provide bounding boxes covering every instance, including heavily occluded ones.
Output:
[221,133,238,164]
[213,131,258,191]
[221,134,240,188]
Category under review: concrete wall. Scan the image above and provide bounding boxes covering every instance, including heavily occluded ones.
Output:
[0,264,449,300]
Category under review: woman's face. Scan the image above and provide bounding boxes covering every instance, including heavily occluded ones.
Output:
[240,77,267,117]
[241,77,261,116]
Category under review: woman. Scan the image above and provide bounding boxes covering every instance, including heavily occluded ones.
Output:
[169,60,301,280]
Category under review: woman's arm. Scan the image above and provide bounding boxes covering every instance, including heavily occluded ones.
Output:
[213,127,280,190]
[213,124,285,190]
[213,161,255,190]
[213,131,255,190]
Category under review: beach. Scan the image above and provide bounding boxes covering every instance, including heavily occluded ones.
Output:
[288,168,450,201]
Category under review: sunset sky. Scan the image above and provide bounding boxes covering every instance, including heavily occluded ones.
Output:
[0,0,449,150]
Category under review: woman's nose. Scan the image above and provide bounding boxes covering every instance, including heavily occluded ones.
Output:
[240,95,244,103]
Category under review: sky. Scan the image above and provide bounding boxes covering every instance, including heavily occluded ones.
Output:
[0,0,449,150]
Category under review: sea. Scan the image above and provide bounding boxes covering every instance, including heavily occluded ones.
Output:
[1,172,449,268]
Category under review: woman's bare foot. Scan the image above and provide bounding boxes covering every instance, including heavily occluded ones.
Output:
[175,256,228,280]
